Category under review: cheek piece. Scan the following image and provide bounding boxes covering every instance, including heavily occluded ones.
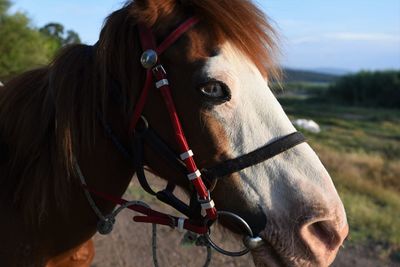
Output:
[130,17,218,222]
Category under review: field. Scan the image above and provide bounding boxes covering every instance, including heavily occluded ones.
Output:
[279,94,400,263]
[92,90,399,267]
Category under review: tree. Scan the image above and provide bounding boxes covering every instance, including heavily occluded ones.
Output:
[39,23,81,57]
[0,13,49,79]
[0,2,81,80]
[64,30,81,46]
[328,71,400,108]
[0,0,11,16]
[40,23,65,41]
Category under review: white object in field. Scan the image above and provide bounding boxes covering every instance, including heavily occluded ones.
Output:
[292,119,321,133]
[0,81,3,87]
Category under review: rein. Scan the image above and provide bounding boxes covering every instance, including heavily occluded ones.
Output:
[76,16,307,259]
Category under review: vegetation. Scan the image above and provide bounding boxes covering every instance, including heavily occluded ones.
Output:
[271,82,330,99]
[283,68,339,83]
[0,0,81,80]
[39,23,81,55]
[279,97,400,261]
[327,71,400,108]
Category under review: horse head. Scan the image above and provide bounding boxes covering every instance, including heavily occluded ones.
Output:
[0,1,348,266]
[97,0,348,266]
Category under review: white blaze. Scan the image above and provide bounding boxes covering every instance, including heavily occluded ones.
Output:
[204,43,346,226]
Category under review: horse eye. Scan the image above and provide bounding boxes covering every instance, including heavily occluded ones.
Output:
[198,81,231,102]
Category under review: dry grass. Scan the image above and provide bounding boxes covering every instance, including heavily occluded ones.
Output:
[280,98,400,259]
[315,144,400,193]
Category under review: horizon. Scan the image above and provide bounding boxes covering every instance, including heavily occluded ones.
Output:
[9,0,400,72]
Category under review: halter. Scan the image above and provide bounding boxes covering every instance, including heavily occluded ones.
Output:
[79,16,306,257]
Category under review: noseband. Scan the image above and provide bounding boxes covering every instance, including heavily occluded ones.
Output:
[82,17,306,256]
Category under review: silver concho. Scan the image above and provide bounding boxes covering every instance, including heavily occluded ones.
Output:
[97,217,115,235]
[243,236,265,250]
[140,49,158,69]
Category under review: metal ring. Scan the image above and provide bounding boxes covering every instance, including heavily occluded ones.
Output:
[204,211,253,257]
[135,116,149,135]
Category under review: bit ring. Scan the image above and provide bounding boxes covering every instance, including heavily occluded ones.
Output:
[204,211,255,257]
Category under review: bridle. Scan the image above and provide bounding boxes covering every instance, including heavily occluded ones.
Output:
[78,16,306,256]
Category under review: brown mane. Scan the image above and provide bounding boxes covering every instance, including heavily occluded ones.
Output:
[0,0,279,223]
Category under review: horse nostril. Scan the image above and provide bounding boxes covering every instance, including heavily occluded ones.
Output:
[309,221,340,250]
[300,219,349,265]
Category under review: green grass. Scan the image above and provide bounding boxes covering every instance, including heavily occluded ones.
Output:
[279,97,400,259]
[271,82,331,99]
[281,98,400,158]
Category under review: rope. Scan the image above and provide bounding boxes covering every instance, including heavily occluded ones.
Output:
[204,246,212,267]
[74,157,106,221]
[195,235,212,267]
[152,224,159,267]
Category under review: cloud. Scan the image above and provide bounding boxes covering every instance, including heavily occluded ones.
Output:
[291,36,321,45]
[326,32,400,42]
[292,32,400,45]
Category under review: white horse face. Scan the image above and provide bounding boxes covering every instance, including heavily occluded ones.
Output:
[202,42,348,266]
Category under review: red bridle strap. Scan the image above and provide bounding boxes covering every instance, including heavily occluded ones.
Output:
[130,17,218,221]
[156,17,200,55]
[129,17,200,133]
[84,185,208,234]
[153,67,217,220]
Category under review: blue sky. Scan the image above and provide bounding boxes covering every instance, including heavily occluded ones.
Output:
[10,0,400,71]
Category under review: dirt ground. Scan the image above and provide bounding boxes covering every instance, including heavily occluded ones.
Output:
[91,176,397,267]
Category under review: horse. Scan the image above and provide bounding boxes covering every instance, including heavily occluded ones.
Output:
[0,0,348,266]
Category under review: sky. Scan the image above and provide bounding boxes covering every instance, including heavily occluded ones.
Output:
[9,0,400,72]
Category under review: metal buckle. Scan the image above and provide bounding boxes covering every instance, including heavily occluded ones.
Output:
[152,64,166,75]
[167,215,177,229]
[197,190,211,203]
[134,116,149,136]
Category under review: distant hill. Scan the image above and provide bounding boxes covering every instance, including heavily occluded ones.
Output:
[283,68,340,83]
[312,68,351,76]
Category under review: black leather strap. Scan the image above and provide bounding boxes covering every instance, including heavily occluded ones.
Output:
[201,132,306,181]
[156,188,192,217]
[133,127,194,218]
[141,127,187,174]
[133,133,157,195]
